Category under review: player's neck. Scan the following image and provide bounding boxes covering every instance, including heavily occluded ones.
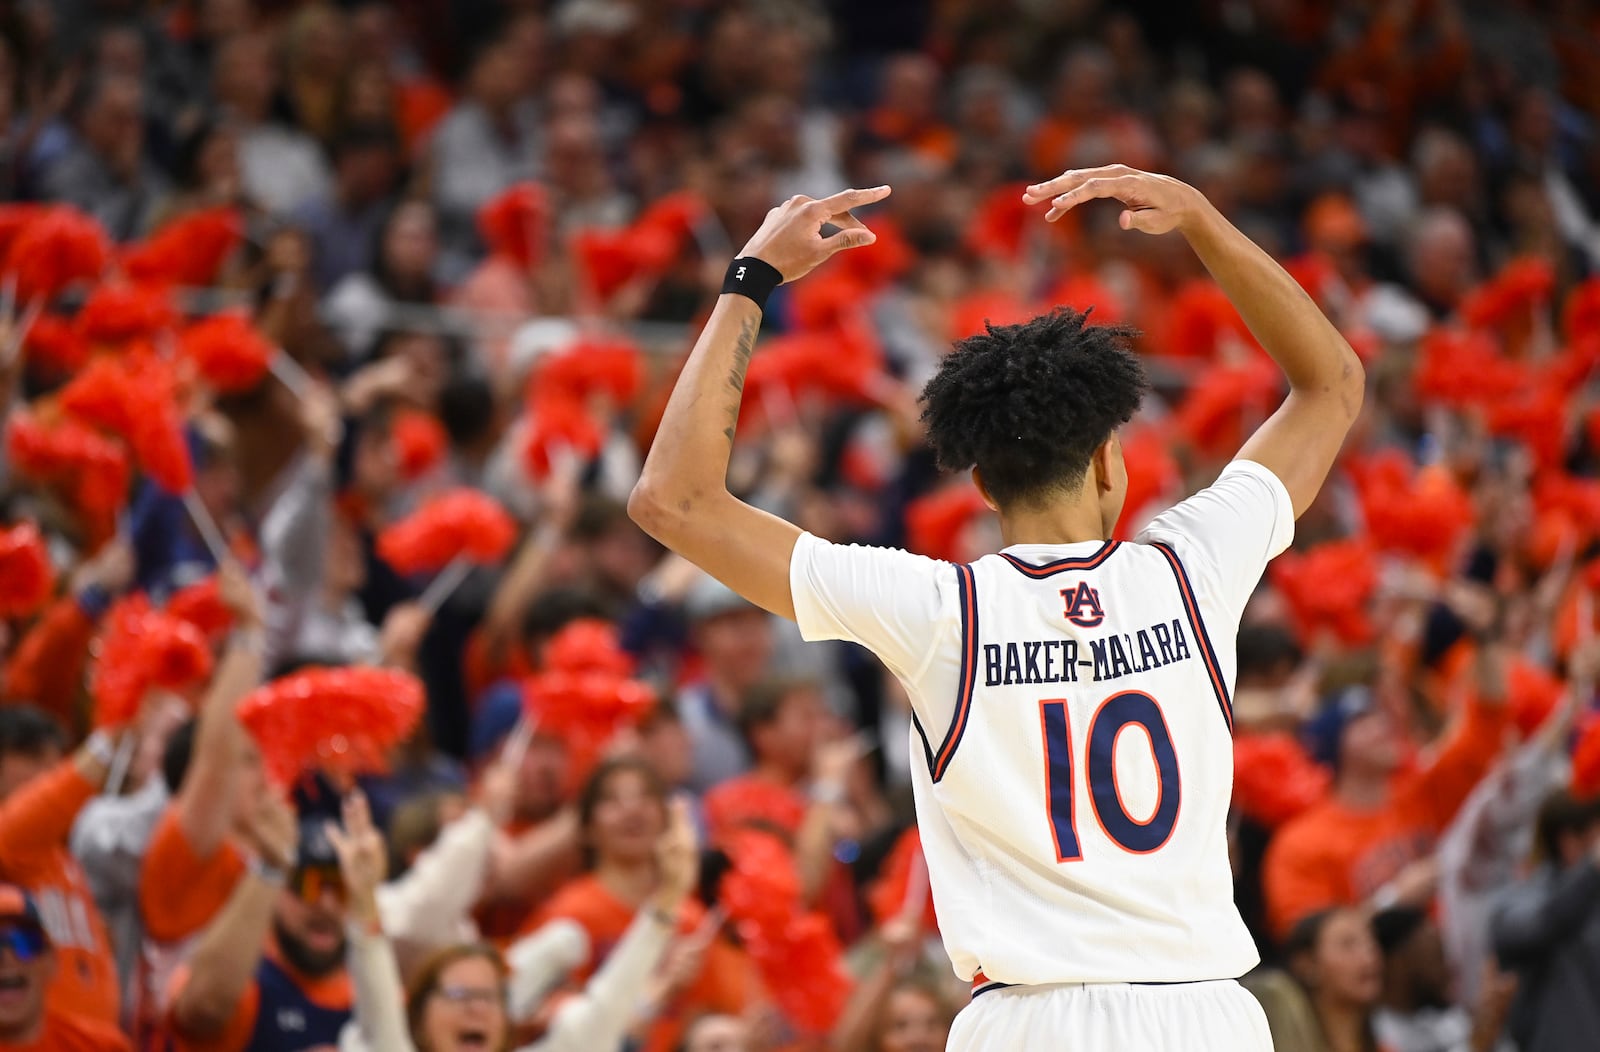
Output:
[998,499,1108,547]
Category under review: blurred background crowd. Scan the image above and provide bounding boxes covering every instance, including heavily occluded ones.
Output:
[2,0,1600,1050]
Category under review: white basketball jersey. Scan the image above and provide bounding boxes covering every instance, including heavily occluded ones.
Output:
[790,460,1295,991]
[911,538,1255,990]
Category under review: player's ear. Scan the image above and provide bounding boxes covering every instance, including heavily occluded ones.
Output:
[971,467,999,512]
[1091,434,1119,494]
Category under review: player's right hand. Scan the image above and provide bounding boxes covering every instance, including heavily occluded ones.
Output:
[737,187,892,284]
[1022,164,1207,234]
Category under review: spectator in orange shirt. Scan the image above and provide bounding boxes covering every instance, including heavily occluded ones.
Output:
[0,708,123,1028]
[468,706,581,942]
[135,569,265,1032]
[165,796,353,1052]
[527,757,759,1052]
[703,678,862,906]
[0,883,130,1052]
[1263,637,1511,941]
[861,54,958,169]
[1027,45,1161,177]
[2,540,135,735]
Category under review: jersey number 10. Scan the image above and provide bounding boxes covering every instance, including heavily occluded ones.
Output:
[1040,690,1182,860]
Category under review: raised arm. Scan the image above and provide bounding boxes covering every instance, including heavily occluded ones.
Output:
[627,188,889,619]
[170,790,297,1039]
[174,563,263,860]
[1024,166,1364,517]
[329,790,417,1052]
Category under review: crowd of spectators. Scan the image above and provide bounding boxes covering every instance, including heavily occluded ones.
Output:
[2,0,1600,1051]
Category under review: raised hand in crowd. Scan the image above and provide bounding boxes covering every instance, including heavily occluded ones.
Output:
[68,537,136,601]
[379,601,434,670]
[328,790,386,932]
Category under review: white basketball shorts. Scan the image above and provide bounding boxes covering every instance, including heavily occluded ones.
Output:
[948,979,1274,1051]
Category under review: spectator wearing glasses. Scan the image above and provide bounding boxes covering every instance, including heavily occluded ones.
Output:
[0,882,129,1051]
[164,796,354,1052]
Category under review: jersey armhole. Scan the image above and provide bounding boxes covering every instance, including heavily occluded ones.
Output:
[1148,541,1234,734]
[929,563,979,781]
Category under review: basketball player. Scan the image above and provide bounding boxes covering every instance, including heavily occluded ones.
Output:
[629,165,1363,1049]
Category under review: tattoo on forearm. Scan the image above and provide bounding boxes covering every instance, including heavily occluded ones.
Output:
[722,315,760,444]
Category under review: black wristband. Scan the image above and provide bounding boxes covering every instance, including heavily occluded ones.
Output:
[722,257,783,311]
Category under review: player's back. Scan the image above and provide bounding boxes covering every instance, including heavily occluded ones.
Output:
[915,536,1255,990]
[789,460,1294,993]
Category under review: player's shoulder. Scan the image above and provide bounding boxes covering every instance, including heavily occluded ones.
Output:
[796,531,955,573]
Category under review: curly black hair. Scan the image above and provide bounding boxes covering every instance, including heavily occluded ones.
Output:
[919,308,1149,508]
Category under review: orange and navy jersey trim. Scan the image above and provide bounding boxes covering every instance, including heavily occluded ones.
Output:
[972,970,1013,998]
[931,563,979,782]
[1148,541,1233,733]
[998,541,1120,578]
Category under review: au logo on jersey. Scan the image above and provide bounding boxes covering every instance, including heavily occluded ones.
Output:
[1060,582,1105,627]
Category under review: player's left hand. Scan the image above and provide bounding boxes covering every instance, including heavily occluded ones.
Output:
[738,186,892,283]
[1022,164,1206,234]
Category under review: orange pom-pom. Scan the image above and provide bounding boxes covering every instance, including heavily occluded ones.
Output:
[1046,274,1125,325]
[521,619,653,777]
[571,192,707,302]
[521,397,605,480]
[966,182,1034,261]
[1115,424,1181,537]
[628,191,708,269]
[530,335,643,407]
[905,484,988,563]
[0,523,56,617]
[949,289,1036,341]
[741,326,885,416]
[719,828,851,1034]
[5,411,130,515]
[59,356,134,434]
[1270,539,1378,645]
[74,283,179,347]
[122,207,243,287]
[1161,280,1259,360]
[178,313,275,392]
[1572,716,1600,800]
[1,206,110,303]
[477,183,548,268]
[703,777,807,844]
[1346,452,1475,567]
[392,409,448,481]
[166,576,234,641]
[1413,327,1528,408]
[1486,379,1570,470]
[0,204,42,261]
[788,270,865,332]
[1174,359,1281,457]
[376,489,518,575]
[834,215,914,289]
[1508,658,1566,738]
[237,666,426,786]
[1564,278,1600,345]
[90,595,214,728]
[1461,256,1556,331]
[1232,732,1331,827]
[22,314,88,374]
[122,351,193,493]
